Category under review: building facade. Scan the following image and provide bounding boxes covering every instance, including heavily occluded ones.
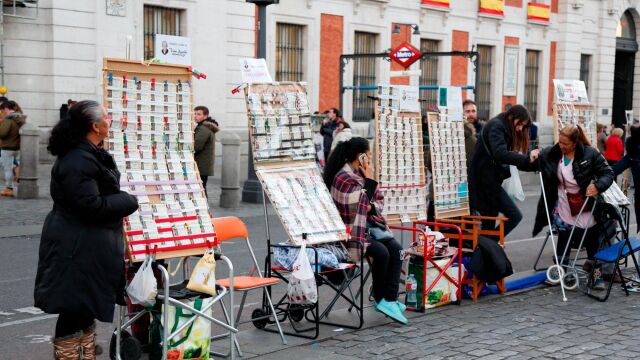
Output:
[4,0,640,179]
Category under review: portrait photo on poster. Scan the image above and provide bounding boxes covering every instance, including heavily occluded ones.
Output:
[154,34,192,65]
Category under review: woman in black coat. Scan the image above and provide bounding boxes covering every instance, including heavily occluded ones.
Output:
[532,125,614,283]
[34,100,138,359]
[469,105,539,236]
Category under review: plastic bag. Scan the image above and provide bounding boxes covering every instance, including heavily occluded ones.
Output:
[126,256,157,307]
[287,243,318,304]
[502,165,525,202]
[187,249,217,296]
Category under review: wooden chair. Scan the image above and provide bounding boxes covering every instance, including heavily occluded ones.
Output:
[432,215,507,302]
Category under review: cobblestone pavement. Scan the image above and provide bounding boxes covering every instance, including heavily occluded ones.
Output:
[262,283,640,360]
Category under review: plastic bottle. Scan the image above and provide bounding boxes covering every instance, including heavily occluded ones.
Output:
[405,274,418,309]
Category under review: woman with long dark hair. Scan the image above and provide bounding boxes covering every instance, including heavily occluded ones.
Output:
[469,104,539,236]
[323,137,407,324]
[34,100,138,359]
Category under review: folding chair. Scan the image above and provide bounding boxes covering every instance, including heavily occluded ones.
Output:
[586,203,640,302]
[112,248,239,360]
[265,236,364,340]
[210,216,287,356]
[433,215,507,301]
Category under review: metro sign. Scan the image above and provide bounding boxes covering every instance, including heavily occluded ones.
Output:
[389,41,422,69]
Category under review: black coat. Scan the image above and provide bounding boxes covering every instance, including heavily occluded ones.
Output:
[320,119,340,154]
[468,113,535,213]
[531,142,614,236]
[34,141,138,322]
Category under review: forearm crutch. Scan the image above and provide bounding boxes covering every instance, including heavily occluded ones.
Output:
[539,172,568,301]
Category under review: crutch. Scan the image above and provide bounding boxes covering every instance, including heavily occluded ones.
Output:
[539,172,568,301]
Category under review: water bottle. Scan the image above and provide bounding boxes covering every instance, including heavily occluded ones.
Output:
[405,274,418,309]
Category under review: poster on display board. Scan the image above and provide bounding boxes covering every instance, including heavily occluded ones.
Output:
[553,79,589,104]
[239,58,274,84]
[503,47,518,97]
[155,34,192,65]
[437,86,463,117]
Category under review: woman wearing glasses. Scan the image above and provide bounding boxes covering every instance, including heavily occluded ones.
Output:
[469,104,540,236]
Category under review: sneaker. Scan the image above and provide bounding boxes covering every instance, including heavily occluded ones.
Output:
[376,299,408,325]
[591,268,605,290]
[0,188,13,197]
[396,301,407,312]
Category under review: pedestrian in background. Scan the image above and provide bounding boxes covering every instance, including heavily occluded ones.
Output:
[0,100,26,197]
[463,99,482,138]
[194,105,218,198]
[612,124,640,228]
[320,107,341,162]
[35,100,138,360]
[604,127,624,168]
[330,120,353,153]
[596,123,607,155]
[469,104,539,236]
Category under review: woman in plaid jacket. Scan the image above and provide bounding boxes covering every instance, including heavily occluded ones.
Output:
[323,137,407,324]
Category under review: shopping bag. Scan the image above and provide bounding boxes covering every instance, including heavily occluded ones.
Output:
[160,297,213,360]
[287,243,318,304]
[126,256,157,307]
[187,250,217,296]
[502,165,525,202]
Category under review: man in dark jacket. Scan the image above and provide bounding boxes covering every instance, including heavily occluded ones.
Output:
[320,108,341,162]
[464,99,482,139]
[194,106,218,198]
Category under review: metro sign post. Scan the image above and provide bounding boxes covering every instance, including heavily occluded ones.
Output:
[389,41,422,69]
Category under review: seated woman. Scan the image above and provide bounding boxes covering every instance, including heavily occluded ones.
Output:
[532,125,614,288]
[323,137,407,325]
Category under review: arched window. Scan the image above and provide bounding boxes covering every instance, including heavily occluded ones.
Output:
[617,11,636,39]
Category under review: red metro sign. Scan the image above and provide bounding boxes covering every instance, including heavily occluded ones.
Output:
[389,41,422,69]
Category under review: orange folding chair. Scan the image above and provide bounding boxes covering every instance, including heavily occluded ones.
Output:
[211,216,287,355]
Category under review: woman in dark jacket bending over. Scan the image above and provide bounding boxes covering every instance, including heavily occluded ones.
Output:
[532,125,614,277]
[469,105,539,236]
[34,101,138,359]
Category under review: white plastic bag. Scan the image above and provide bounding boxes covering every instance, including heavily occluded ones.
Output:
[287,243,318,304]
[502,165,525,202]
[126,256,157,307]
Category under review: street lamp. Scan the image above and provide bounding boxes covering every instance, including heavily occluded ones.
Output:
[242,0,279,203]
[393,23,421,35]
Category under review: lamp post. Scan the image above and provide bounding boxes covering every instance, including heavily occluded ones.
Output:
[242,0,279,203]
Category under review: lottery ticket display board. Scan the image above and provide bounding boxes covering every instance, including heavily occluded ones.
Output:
[375,85,428,224]
[552,80,597,145]
[427,111,470,219]
[244,83,347,245]
[245,83,315,163]
[103,58,217,262]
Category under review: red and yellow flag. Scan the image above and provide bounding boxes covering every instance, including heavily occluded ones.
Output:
[422,0,450,8]
[479,0,504,16]
[527,2,551,22]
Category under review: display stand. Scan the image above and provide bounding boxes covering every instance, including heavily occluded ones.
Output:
[103,58,218,262]
[374,85,428,224]
[242,82,361,340]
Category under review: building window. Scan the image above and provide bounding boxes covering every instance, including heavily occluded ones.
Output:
[580,54,591,94]
[476,45,493,122]
[275,23,305,82]
[524,50,540,122]
[420,39,439,116]
[352,31,378,122]
[143,5,182,61]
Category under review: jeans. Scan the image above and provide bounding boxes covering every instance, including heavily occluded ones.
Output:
[366,237,403,302]
[479,187,522,237]
[0,149,18,189]
[613,156,640,228]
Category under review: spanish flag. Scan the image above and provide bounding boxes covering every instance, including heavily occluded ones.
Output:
[422,0,450,8]
[479,0,504,16]
[528,2,551,22]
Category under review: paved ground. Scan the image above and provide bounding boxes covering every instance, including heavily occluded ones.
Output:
[1,163,638,358]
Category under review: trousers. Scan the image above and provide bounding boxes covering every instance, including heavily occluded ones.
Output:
[366,237,403,302]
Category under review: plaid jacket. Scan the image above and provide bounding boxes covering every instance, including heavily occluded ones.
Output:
[330,163,387,247]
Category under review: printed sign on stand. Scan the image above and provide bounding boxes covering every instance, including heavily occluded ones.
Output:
[553,79,589,104]
[239,58,274,84]
[154,34,191,65]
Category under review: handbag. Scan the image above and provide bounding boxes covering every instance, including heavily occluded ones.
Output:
[367,222,394,241]
[186,249,217,296]
[560,167,593,216]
